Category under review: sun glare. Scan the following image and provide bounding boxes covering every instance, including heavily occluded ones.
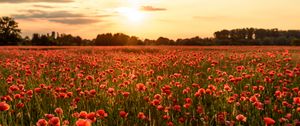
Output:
[117,7,145,23]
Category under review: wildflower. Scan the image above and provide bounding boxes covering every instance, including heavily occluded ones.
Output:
[48,117,60,126]
[296,107,300,113]
[107,88,115,94]
[183,103,191,109]
[89,89,96,95]
[163,115,170,120]
[26,90,33,96]
[185,98,192,103]
[55,108,63,115]
[36,119,48,126]
[167,121,174,126]
[0,102,10,111]
[45,114,55,119]
[236,114,247,122]
[136,83,147,91]
[79,111,88,118]
[16,103,24,109]
[173,105,181,112]
[96,109,108,119]
[293,97,300,105]
[34,88,42,93]
[75,119,91,126]
[122,92,130,97]
[137,112,146,120]
[264,117,275,126]
[224,84,232,91]
[119,111,128,118]
[151,99,161,106]
[154,94,162,100]
[157,105,164,111]
[87,112,96,122]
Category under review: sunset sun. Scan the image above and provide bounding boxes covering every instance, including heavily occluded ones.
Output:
[117,7,146,23]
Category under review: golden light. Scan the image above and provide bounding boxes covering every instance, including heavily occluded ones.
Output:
[117,7,146,23]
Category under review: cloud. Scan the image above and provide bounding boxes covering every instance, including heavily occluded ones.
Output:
[140,6,167,11]
[49,18,100,25]
[12,10,109,25]
[13,10,84,19]
[32,5,55,8]
[13,10,111,19]
[0,0,73,3]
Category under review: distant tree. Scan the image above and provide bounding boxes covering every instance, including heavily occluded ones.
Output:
[254,29,267,40]
[82,39,93,46]
[144,39,156,45]
[214,30,230,40]
[40,35,51,45]
[74,36,82,46]
[157,37,171,45]
[95,33,143,46]
[127,36,139,45]
[246,28,255,40]
[56,34,81,46]
[21,36,31,45]
[112,33,129,45]
[31,33,41,45]
[0,16,21,45]
[95,33,113,46]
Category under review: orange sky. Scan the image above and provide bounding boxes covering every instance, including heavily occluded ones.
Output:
[0,0,300,39]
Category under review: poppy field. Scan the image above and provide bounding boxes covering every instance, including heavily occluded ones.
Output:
[0,46,300,126]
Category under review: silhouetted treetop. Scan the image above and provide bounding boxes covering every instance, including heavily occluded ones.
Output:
[0,16,21,45]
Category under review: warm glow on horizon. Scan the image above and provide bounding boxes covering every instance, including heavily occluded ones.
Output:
[0,0,300,39]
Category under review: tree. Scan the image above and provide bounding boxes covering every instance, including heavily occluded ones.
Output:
[214,30,230,40]
[246,28,255,40]
[0,16,22,45]
[127,36,139,45]
[157,37,171,45]
[31,33,41,45]
[21,36,31,45]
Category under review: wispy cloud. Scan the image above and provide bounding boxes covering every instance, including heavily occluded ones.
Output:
[140,6,167,11]
[12,9,110,25]
[49,18,100,25]
[32,5,55,8]
[0,0,73,3]
[13,10,84,19]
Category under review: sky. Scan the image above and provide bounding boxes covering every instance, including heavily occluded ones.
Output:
[0,0,300,40]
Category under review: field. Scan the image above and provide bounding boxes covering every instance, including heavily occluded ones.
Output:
[0,46,300,126]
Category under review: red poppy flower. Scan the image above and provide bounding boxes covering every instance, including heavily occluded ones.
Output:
[137,112,146,120]
[119,111,128,118]
[48,117,60,126]
[236,114,247,122]
[0,102,10,111]
[96,109,108,118]
[264,117,275,126]
[55,108,63,115]
[76,119,91,126]
[136,83,147,91]
[36,119,48,126]
[293,97,300,105]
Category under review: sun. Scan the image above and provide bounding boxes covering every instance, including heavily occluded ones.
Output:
[117,7,145,23]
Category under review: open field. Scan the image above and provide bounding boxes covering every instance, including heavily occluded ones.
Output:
[0,46,300,126]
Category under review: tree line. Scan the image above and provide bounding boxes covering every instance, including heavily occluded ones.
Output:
[214,28,300,45]
[1,16,300,46]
